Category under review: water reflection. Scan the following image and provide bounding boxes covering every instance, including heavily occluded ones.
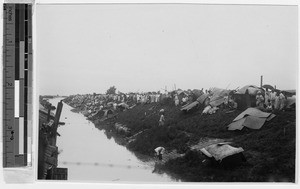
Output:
[49,98,176,182]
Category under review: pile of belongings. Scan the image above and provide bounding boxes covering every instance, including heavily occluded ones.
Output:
[200,143,246,166]
[202,105,219,114]
[227,107,276,130]
[114,123,130,135]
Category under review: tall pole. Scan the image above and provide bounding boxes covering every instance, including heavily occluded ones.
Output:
[260,75,263,88]
[52,100,63,146]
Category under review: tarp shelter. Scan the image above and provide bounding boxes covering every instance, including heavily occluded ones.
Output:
[200,143,244,161]
[209,88,230,107]
[233,85,261,110]
[117,102,129,109]
[181,101,199,112]
[227,107,275,130]
[197,93,209,104]
[236,85,261,95]
[104,109,114,117]
[282,90,296,97]
[286,96,296,109]
[192,89,204,98]
[262,84,275,91]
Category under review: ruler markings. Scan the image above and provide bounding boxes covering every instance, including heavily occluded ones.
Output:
[20,79,24,116]
[3,3,32,167]
[19,117,24,154]
[13,118,19,156]
[14,80,19,117]
[19,41,25,79]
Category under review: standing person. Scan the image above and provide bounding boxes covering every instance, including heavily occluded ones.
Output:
[174,94,179,106]
[274,92,280,110]
[159,109,165,126]
[264,91,271,107]
[279,92,286,111]
[270,90,276,109]
[256,91,265,110]
[113,102,117,110]
[154,147,165,161]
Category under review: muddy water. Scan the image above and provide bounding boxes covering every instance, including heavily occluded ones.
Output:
[49,98,176,182]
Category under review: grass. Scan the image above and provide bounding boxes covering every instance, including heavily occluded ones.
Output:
[64,96,296,182]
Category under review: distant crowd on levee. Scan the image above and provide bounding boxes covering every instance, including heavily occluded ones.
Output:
[61,85,295,119]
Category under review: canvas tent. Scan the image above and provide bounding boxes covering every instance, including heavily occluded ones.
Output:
[227,107,275,130]
[286,96,296,109]
[208,88,230,107]
[197,93,209,104]
[199,143,246,167]
[104,109,114,117]
[200,143,244,161]
[192,89,204,98]
[236,85,261,95]
[262,84,275,91]
[233,85,261,110]
[181,101,199,112]
[117,102,129,109]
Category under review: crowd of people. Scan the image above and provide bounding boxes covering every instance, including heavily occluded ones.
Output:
[49,85,295,162]
[62,85,294,128]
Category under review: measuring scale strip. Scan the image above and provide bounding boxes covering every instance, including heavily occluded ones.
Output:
[3,3,32,167]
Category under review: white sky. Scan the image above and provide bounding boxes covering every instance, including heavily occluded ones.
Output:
[37,4,298,95]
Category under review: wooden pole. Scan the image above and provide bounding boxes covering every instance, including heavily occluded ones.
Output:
[52,100,63,146]
[260,75,263,88]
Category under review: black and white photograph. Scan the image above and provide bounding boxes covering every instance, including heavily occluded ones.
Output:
[37,3,297,182]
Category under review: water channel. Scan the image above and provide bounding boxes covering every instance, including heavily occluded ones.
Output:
[49,98,177,182]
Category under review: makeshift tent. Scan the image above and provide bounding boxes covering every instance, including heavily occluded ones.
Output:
[227,107,275,130]
[200,143,244,161]
[104,109,114,117]
[192,89,204,98]
[282,90,296,97]
[233,85,261,110]
[197,93,209,104]
[209,88,230,107]
[199,143,246,167]
[236,85,261,95]
[117,102,129,109]
[262,84,275,91]
[181,101,199,112]
[286,96,296,109]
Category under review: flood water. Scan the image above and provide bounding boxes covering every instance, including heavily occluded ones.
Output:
[49,98,176,182]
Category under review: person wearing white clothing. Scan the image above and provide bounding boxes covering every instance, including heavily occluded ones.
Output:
[154,147,165,160]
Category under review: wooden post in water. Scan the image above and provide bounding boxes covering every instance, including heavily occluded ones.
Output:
[52,100,63,146]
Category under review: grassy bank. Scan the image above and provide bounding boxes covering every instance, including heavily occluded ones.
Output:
[64,98,296,182]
